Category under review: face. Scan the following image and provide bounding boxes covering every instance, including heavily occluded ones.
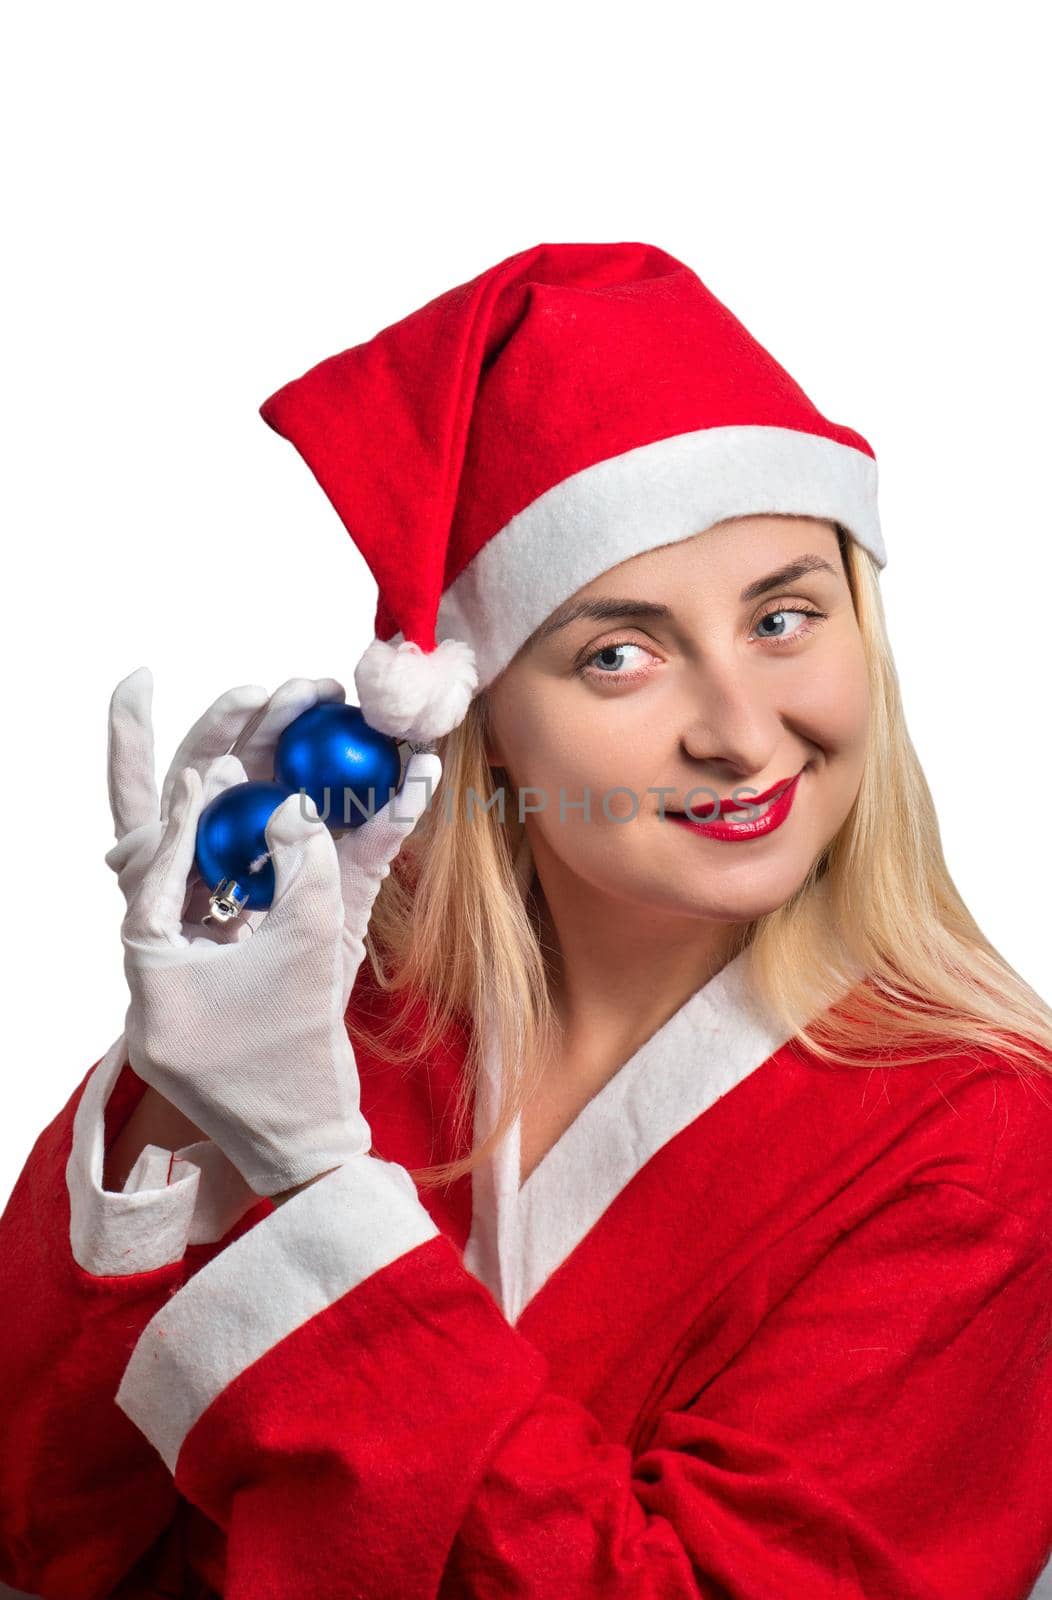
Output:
[482,515,870,927]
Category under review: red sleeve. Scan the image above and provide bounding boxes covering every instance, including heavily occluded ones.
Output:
[0,1037,265,1599]
[114,1154,1052,1600]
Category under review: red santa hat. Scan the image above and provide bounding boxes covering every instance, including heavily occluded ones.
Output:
[259,240,883,744]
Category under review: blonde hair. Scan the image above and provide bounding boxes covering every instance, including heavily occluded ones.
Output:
[353,529,1052,1190]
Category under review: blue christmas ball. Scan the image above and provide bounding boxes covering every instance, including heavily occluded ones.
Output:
[275,702,403,832]
[194,779,295,912]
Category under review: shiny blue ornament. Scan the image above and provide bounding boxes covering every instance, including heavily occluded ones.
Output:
[194,701,405,921]
[194,779,295,916]
[274,702,403,833]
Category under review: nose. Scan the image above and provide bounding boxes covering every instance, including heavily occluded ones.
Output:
[679,658,785,780]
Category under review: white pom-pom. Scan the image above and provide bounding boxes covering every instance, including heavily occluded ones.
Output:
[353,636,478,742]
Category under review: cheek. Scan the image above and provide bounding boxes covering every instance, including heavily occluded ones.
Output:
[836,653,871,758]
[492,684,653,798]
[786,642,870,760]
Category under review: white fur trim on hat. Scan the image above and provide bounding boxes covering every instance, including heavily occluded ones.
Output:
[391,424,882,690]
[353,636,478,742]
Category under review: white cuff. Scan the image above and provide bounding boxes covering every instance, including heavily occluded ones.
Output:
[122,1135,261,1248]
[66,1035,259,1278]
[117,1154,437,1472]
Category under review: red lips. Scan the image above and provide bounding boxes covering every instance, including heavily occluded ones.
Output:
[671,773,798,819]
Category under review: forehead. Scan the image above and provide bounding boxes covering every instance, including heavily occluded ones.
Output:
[541,515,843,619]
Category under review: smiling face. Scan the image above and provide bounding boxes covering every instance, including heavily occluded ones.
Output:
[482,515,871,927]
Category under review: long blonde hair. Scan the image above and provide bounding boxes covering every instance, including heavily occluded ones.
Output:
[353,529,1052,1189]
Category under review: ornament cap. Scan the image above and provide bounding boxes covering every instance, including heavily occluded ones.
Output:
[205,878,251,925]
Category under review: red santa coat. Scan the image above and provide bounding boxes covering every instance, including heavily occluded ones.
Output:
[1,950,1051,1599]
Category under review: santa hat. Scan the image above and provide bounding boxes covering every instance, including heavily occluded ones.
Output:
[259,240,883,745]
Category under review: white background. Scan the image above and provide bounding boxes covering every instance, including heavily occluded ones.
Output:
[2,3,1049,1211]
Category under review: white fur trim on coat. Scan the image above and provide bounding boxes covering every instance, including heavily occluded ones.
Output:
[66,1034,260,1277]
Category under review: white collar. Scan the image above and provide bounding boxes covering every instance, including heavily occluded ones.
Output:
[462,946,794,1325]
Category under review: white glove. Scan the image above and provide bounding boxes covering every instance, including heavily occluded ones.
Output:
[120,763,371,1196]
[105,666,347,943]
[331,748,442,1007]
[115,724,441,1196]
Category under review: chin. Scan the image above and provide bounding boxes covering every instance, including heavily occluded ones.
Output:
[669,855,819,924]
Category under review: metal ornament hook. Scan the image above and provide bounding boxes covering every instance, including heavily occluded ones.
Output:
[203,878,251,925]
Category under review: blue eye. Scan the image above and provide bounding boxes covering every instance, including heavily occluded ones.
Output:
[576,608,825,682]
[578,641,652,679]
[754,607,824,642]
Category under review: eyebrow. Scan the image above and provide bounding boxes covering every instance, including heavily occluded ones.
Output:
[738,554,839,603]
[532,554,840,644]
[531,598,674,644]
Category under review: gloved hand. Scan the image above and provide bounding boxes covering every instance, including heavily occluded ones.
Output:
[331,747,442,1007]
[114,695,441,1196]
[105,666,347,943]
[119,761,371,1196]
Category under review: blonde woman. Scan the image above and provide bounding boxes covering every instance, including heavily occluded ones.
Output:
[2,243,1050,1599]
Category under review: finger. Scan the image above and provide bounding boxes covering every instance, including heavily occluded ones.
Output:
[335,751,441,878]
[200,750,250,805]
[373,750,442,837]
[364,750,442,834]
[124,766,206,947]
[259,790,343,936]
[159,683,270,820]
[107,667,159,841]
[105,821,158,885]
[397,750,443,817]
[232,676,347,782]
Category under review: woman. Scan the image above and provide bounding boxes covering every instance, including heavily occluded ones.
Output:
[2,241,1050,1598]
